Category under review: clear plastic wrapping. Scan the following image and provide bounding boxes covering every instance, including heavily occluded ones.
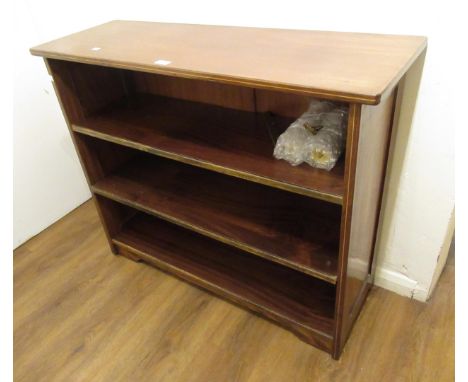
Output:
[273,100,348,171]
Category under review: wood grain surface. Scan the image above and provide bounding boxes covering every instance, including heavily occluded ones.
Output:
[73,93,345,203]
[30,21,427,104]
[14,201,454,381]
[35,27,430,362]
[113,212,335,345]
[92,155,340,282]
[333,91,397,357]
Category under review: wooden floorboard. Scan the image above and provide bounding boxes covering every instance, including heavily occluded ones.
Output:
[14,200,454,382]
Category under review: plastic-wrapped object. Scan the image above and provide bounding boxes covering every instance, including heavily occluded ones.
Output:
[303,107,348,170]
[273,101,348,171]
[272,120,311,166]
[273,100,335,166]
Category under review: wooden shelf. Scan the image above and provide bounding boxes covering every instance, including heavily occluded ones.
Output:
[92,155,340,283]
[73,94,345,204]
[113,211,336,350]
[35,21,425,357]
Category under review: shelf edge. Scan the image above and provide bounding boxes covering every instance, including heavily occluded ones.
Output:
[95,186,338,284]
[74,125,343,205]
[31,50,379,105]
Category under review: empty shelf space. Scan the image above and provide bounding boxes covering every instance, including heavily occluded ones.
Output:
[92,155,341,283]
[113,212,336,340]
[73,93,345,204]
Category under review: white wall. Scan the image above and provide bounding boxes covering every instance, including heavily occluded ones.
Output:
[13,1,92,248]
[373,53,455,300]
[15,0,460,300]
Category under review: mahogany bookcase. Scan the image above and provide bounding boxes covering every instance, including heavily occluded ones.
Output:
[31,21,426,359]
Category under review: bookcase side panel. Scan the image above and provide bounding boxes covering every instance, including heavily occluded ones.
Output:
[45,59,129,253]
[333,90,396,358]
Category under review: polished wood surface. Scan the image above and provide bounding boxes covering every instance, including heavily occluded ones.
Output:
[14,201,454,381]
[255,89,316,118]
[113,211,335,346]
[130,71,256,111]
[131,71,314,118]
[36,27,425,358]
[30,21,427,104]
[333,91,397,357]
[92,155,340,282]
[73,93,345,203]
[44,59,129,254]
[46,59,127,122]
[45,56,346,357]
[332,103,361,357]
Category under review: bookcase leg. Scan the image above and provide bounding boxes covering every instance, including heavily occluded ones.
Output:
[109,243,119,255]
[292,328,334,356]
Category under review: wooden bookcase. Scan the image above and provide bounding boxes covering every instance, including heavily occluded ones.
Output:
[30,21,426,359]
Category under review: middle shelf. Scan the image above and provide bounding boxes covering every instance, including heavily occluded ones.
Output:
[91,153,341,283]
[72,93,345,204]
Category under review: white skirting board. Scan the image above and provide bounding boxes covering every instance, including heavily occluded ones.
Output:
[347,257,428,302]
[374,267,428,302]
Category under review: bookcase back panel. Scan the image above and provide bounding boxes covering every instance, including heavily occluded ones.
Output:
[50,59,345,133]
[129,71,255,112]
[129,71,318,119]
[255,89,318,118]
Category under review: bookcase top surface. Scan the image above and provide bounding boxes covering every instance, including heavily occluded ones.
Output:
[31,20,426,104]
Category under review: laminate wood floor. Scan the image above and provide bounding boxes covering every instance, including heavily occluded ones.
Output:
[14,200,454,382]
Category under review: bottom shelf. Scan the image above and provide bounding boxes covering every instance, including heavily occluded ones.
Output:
[113,210,336,352]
